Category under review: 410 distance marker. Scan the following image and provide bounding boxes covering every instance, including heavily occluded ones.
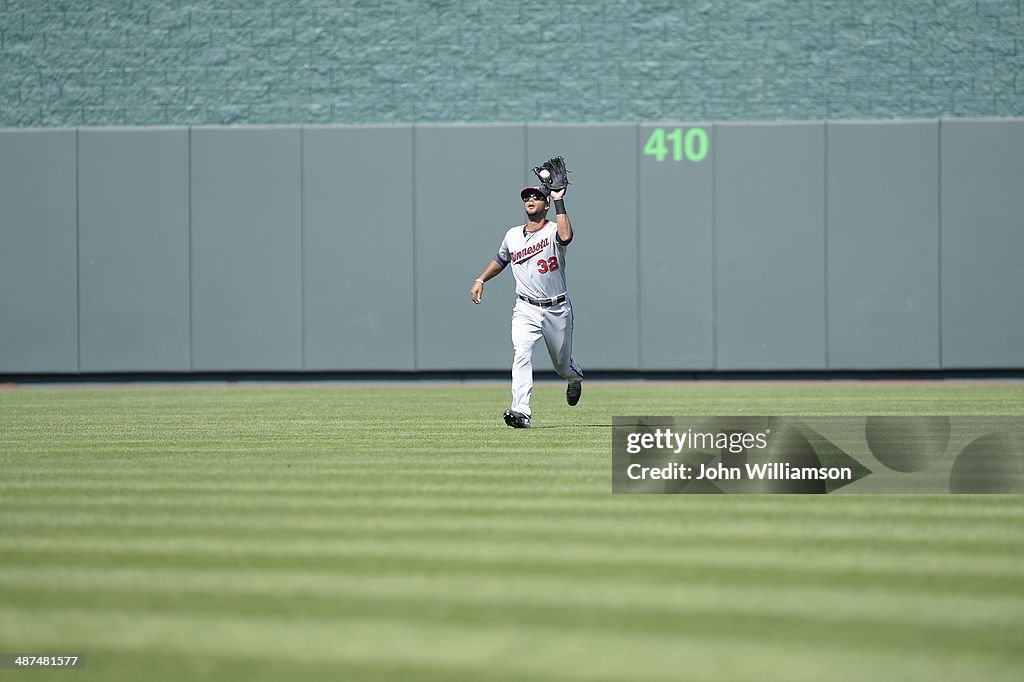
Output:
[643,127,709,163]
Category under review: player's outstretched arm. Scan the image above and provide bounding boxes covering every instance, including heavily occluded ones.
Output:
[550,188,573,243]
[470,260,504,304]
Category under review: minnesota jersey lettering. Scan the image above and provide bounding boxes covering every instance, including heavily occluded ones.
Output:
[510,236,550,263]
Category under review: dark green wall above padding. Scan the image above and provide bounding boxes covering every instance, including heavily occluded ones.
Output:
[1,0,1021,127]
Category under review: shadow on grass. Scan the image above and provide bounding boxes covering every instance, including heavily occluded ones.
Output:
[521,423,612,429]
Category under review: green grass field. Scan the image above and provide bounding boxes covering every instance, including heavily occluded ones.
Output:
[2,381,1023,681]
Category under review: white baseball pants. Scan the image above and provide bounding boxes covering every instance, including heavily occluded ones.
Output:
[510,298,584,417]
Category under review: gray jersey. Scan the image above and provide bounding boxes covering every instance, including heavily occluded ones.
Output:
[494,220,571,301]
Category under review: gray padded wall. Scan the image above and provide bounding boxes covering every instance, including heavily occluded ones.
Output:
[414,125,523,370]
[941,119,1024,368]
[527,125,639,370]
[715,123,827,369]
[190,127,303,371]
[0,130,78,373]
[78,128,191,372]
[638,124,715,370]
[827,121,940,369]
[302,126,415,370]
[3,119,1024,375]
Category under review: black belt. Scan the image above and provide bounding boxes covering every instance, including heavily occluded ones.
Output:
[518,293,567,308]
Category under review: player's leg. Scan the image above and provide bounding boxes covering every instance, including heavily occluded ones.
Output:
[510,300,543,420]
[542,302,584,405]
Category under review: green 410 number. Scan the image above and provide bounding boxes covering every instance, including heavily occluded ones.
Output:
[643,127,709,162]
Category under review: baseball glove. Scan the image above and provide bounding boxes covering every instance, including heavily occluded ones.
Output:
[532,156,571,193]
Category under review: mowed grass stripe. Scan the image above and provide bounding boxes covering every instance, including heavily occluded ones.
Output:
[6,493,1024,534]
[6,505,1024,554]
[3,538,1023,596]
[2,519,1022,587]
[3,572,1023,658]
[4,470,1024,493]
[0,470,602,490]
[5,607,1018,682]
[0,464,1010,486]
[4,476,1024,518]
[4,561,1019,630]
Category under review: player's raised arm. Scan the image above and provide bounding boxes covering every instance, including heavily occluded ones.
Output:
[533,156,572,244]
[470,259,504,304]
[550,187,572,244]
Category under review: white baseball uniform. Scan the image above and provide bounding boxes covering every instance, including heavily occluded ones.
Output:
[494,219,584,417]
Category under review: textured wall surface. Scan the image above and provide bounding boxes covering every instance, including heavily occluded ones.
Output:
[1,0,1021,127]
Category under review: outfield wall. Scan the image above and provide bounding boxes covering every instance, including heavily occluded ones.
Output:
[1,119,1023,374]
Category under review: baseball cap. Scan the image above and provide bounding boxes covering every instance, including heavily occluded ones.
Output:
[520,186,549,201]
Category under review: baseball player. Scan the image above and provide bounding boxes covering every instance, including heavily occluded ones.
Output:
[469,175,584,429]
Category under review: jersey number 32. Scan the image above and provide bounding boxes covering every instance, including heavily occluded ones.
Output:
[537,256,559,274]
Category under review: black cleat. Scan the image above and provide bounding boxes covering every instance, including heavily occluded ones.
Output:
[566,380,582,406]
[503,409,532,428]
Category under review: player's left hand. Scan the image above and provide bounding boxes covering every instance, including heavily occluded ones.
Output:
[532,156,570,195]
[470,281,483,304]
[549,187,565,200]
